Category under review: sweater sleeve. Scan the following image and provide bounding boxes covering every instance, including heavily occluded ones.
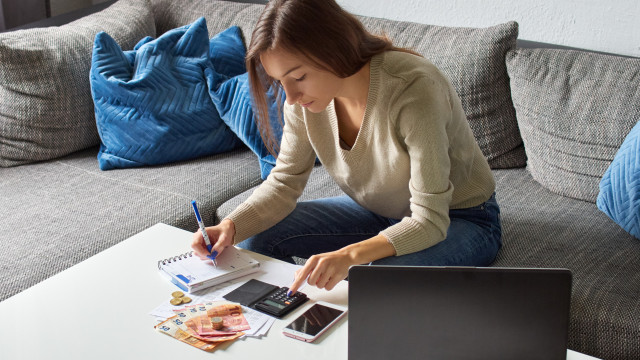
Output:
[225,103,317,243]
[379,73,457,256]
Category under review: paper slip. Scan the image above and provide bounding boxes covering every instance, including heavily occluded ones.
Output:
[236,305,275,338]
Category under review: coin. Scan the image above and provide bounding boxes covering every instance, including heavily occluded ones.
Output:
[181,296,192,304]
[171,291,185,298]
[170,297,183,306]
[211,317,224,330]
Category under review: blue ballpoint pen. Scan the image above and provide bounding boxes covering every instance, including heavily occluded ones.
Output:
[191,200,218,266]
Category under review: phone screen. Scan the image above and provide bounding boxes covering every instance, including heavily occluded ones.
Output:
[285,303,344,336]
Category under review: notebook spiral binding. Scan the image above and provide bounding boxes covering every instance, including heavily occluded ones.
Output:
[157,251,194,269]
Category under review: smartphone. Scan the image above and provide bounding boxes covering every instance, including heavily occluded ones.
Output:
[282,301,348,342]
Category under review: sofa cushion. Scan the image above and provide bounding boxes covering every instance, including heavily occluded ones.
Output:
[597,120,640,239]
[0,0,155,167]
[506,48,640,202]
[358,18,523,169]
[0,146,262,303]
[491,167,640,359]
[90,18,243,170]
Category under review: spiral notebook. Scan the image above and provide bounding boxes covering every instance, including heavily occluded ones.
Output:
[157,246,260,293]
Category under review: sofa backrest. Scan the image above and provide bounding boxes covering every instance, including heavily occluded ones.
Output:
[3,0,637,206]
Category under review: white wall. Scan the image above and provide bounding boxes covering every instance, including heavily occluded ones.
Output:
[337,0,640,57]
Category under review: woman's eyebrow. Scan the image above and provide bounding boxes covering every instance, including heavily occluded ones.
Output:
[280,65,303,78]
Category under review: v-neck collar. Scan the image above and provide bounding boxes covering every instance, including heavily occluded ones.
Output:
[327,53,383,163]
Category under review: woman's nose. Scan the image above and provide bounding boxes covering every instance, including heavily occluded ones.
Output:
[282,83,299,105]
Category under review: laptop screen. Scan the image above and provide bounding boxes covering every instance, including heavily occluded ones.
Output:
[348,266,572,360]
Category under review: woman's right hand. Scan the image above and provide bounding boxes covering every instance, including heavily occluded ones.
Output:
[191,219,236,260]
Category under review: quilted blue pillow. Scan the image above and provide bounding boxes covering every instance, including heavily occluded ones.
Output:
[90,18,243,170]
[208,25,246,77]
[597,120,640,239]
[206,69,285,179]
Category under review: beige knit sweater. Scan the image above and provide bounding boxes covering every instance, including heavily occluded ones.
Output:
[226,51,495,256]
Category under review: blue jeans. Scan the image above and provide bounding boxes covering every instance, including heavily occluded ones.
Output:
[237,194,502,266]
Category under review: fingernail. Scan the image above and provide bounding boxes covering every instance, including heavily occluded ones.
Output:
[287,291,293,297]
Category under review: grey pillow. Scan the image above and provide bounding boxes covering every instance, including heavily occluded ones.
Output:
[506,48,640,202]
[358,18,524,169]
[0,0,156,167]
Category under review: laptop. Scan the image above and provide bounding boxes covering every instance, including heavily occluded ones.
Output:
[348,266,572,360]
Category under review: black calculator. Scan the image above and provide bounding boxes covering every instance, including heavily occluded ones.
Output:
[254,286,308,317]
[223,279,309,318]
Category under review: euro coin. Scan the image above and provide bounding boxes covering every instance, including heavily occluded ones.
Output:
[170,297,183,306]
[171,291,185,298]
[211,317,224,330]
[181,296,192,304]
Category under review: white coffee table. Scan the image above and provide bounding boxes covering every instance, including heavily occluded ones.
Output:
[0,223,599,359]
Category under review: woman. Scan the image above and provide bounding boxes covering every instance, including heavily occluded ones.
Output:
[192,0,501,295]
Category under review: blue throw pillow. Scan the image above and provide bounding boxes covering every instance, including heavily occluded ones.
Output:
[90,18,243,170]
[208,25,247,77]
[597,120,640,239]
[206,68,286,179]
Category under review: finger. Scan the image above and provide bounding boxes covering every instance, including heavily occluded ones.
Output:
[309,266,330,290]
[288,264,314,296]
[208,232,233,260]
[208,235,225,258]
[324,277,341,291]
[306,259,327,288]
[191,231,210,259]
[317,275,333,290]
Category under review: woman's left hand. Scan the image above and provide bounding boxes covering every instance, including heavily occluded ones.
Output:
[289,249,354,294]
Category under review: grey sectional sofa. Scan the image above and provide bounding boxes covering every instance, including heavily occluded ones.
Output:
[1,0,638,359]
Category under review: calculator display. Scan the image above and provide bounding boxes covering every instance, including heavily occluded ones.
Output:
[263,299,285,309]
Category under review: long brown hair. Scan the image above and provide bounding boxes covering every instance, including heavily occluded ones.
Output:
[247,0,419,157]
